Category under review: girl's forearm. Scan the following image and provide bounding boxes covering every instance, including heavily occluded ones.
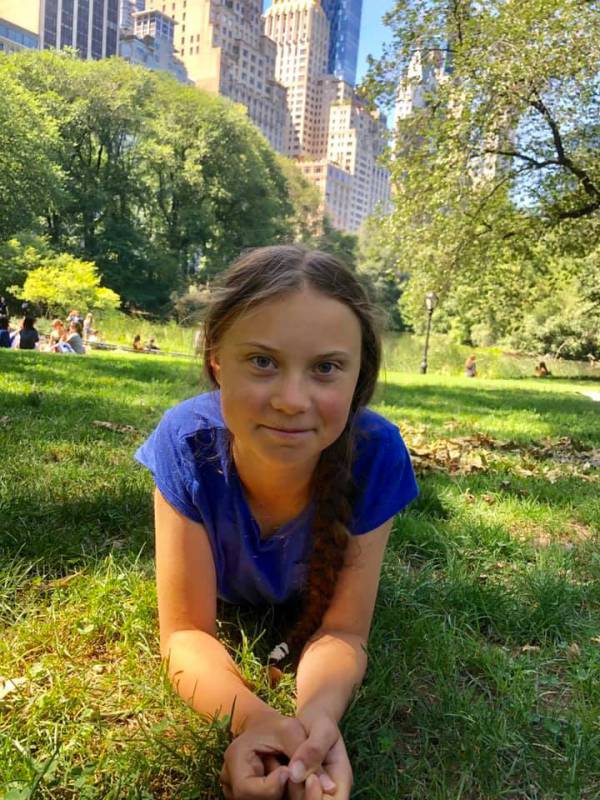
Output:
[295,629,368,724]
[164,629,279,734]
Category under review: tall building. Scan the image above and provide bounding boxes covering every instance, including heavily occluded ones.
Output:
[0,0,119,59]
[395,48,451,120]
[264,0,390,233]
[144,0,289,153]
[321,0,362,85]
[119,0,145,34]
[0,17,39,53]
[119,8,189,83]
[396,47,511,184]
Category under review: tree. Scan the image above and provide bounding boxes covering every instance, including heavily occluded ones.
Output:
[275,155,323,243]
[2,51,302,313]
[11,253,120,317]
[362,0,600,346]
[0,62,60,242]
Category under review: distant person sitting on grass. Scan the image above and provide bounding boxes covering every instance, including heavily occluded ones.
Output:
[534,361,551,377]
[135,246,419,800]
[12,317,39,350]
[0,316,11,348]
[144,336,160,352]
[67,309,81,325]
[133,334,144,352]
[464,353,477,378]
[49,319,66,351]
[66,321,86,354]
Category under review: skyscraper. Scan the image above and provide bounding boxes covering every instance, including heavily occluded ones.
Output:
[264,0,390,233]
[321,0,362,86]
[145,0,289,154]
[0,0,119,59]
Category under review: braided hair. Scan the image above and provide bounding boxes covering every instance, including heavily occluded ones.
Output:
[202,246,383,663]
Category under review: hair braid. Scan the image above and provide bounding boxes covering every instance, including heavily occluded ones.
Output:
[284,422,357,663]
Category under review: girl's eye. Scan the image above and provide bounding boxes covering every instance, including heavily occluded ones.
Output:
[250,355,275,370]
[315,362,340,376]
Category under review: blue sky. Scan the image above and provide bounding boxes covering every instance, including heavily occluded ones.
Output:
[262,1,396,83]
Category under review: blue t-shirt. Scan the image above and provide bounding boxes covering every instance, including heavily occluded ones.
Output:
[135,391,418,606]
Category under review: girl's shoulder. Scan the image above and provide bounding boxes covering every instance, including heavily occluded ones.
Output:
[159,391,225,442]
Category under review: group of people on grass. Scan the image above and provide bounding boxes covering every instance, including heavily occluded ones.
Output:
[0,294,161,356]
[0,299,96,354]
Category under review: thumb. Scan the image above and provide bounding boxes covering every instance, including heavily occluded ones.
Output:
[288,720,339,784]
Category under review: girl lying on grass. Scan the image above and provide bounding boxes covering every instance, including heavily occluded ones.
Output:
[135,246,418,799]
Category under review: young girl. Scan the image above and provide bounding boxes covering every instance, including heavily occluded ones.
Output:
[135,246,418,800]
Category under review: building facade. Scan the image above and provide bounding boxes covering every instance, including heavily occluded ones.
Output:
[0,0,119,59]
[321,0,362,86]
[119,0,145,33]
[144,0,289,153]
[119,7,189,82]
[0,17,39,53]
[264,0,390,233]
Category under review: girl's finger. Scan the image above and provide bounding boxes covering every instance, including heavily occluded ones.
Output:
[317,768,337,795]
[306,773,324,800]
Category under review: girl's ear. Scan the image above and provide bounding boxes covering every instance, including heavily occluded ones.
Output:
[209,352,221,385]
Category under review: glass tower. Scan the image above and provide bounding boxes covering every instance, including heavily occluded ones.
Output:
[42,0,119,58]
[321,0,362,86]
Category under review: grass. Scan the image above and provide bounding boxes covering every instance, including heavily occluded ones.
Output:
[0,348,599,799]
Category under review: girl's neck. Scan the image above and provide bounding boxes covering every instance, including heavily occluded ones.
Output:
[231,439,317,511]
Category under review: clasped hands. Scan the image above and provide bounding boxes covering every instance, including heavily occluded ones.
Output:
[220,708,352,799]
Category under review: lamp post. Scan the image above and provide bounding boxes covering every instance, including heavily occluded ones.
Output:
[420,291,438,374]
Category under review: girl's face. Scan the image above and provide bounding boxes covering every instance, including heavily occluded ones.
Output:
[210,286,362,469]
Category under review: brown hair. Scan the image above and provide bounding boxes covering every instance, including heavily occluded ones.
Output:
[203,245,383,661]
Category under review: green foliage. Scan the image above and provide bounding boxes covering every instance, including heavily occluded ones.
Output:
[0,61,61,242]
[0,234,54,304]
[357,214,409,330]
[11,253,120,317]
[313,216,358,270]
[275,155,323,243]
[0,51,304,313]
[362,0,600,355]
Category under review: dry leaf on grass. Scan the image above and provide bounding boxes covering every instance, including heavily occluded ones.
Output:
[0,677,28,700]
[92,420,138,435]
[521,645,541,653]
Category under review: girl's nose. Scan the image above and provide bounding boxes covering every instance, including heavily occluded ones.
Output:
[270,375,311,414]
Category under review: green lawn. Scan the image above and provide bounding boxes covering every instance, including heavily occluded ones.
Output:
[1,349,599,799]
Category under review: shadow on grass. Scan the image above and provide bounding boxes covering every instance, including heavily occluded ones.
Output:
[377,380,600,444]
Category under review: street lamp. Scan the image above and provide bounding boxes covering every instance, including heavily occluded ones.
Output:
[420,291,438,374]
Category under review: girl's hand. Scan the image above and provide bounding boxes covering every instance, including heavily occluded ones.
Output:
[219,710,306,799]
[287,713,353,799]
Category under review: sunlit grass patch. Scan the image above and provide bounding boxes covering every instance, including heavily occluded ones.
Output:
[1,349,599,798]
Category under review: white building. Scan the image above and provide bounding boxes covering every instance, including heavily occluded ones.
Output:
[119,7,189,83]
[264,0,390,233]
[144,0,290,154]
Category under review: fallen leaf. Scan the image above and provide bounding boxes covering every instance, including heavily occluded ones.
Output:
[0,677,28,700]
[482,494,496,505]
[567,642,581,660]
[521,645,541,653]
[92,420,138,435]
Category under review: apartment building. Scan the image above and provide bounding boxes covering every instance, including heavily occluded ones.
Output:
[144,0,289,153]
[264,0,390,233]
[0,16,38,53]
[119,7,189,82]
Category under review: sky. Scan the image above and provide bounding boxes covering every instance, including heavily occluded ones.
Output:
[262,0,396,84]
